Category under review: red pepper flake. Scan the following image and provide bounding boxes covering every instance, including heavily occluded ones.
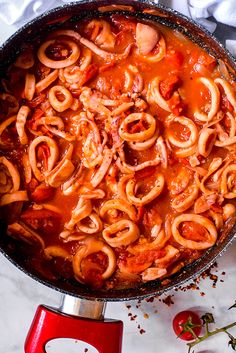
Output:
[200,292,205,297]
[162,295,174,307]
[130,315,137,321]
[140,329,146,335]
[84,349,88,353]
[126,304,131,310]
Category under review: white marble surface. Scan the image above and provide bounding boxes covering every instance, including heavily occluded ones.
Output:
[1,1,236,353]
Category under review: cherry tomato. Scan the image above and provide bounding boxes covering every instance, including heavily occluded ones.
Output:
[173,310,202,341]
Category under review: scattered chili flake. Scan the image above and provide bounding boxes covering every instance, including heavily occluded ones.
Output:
[143,313,149,319]
[140,329,146,335]
[84,349,88,353]
[162,295,174,307]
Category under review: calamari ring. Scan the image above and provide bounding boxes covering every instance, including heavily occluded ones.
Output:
[90,148,113,188]
[65,198,92,231]
[87,20,116,50]
[37,39,80,69]
[171,213,217,250]
[103,219,140,247]
[28,136,59,181]
[147,77,170,112]
[175,144,197,158]
[220,164,236,198]
[215,78,236,112]
[47,159,75,187]
[128,129,159,151]
[0,190,28,206]
[44,246,71,260]
[167,115,198,149]
[48,85,73,112]
[16,105,30,145]
[24,73,35,101]
[77,211,103,234]
[171,184,199,212]
[198,128,216,157]
[100,198,137,222]
[72,237,116,282]
[194,77,220,122]
[119,113,156,142]
[128,229,170,254]
[0,116,16,136]
[126,173,164,207]
[135,35,166,63]
[141,267,167,281]
[52,29,131,62]
[154,245,179,268]
[35,69,59,93]
[7,222,44,248]
[0,156,20,193]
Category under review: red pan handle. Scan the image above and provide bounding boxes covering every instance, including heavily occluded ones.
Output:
[25,305,123,353]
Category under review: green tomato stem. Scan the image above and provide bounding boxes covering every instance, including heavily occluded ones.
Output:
[187,321,236,351]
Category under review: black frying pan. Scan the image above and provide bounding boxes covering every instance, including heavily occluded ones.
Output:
[0,1,235,352]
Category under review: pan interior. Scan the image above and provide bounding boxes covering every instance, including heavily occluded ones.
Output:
[0,0,236,301]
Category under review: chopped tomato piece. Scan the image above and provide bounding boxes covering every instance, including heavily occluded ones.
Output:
[78,64,98,87]
[28,108,44,130]
[37,144,50,170]
[129,119,146,133]
[143,208,162,228]
[166,51,184,69]
[160,75,181,100]
[30,183,55,202]
[210,204,223,213]
[136,206,145,222]
[21,208,61,235]
[120,249,166,274]
[189,52,216,72]
[180,221,208,242]
[27,93,46,108]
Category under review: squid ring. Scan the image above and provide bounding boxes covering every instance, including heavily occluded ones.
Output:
[103,219,140,247]
[198,128,216,157]
[0,116,16,136]
[126,173,165,206]
[72,238,116,282]
[35,69,59,93]
[37,39,80,69]
[194,77,220,122]
[100,198,137,222]
[0,190,28,206]
[215,78,236,112]
[0,156,20,193]
[16,105,30,145]
[119,113,156,142]
[172,213,217,250]
[171,185,199,212]
[220,164,236,199]
[44,246,71,260]
[28,136,59,181]
[24,73,35,101]
[48,85,73,112]
[128,129,159,151]
[167,115,198,148]
[77,211,103,234]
